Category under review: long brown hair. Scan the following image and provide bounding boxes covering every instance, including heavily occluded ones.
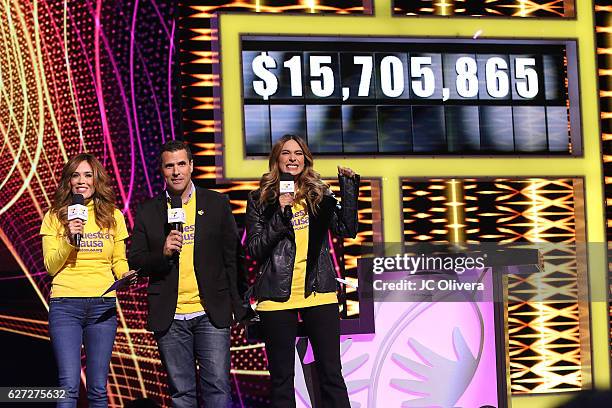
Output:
[258,135,328,213]
[51,154,117,234]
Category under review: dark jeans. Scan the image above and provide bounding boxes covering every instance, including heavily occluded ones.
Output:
[154,314,231,408]
[48,297,118,408]
[259,303,350,408]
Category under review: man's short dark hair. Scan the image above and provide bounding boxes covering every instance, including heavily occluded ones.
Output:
[159,140,193,165]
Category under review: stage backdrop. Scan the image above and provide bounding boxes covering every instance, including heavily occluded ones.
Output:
[0,1,610,407]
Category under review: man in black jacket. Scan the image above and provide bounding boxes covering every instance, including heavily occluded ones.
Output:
[129,140,244,408]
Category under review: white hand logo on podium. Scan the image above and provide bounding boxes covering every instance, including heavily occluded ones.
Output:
[390,327,478,407]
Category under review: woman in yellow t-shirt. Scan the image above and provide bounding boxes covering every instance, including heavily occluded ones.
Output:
[246,134,359,408]
[40,153,134,408]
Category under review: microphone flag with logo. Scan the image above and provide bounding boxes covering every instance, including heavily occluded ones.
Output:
[279,172,294,220]
[168,195,185,233]
[67,194,88,247]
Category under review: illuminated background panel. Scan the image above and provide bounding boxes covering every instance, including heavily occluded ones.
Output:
[0,0,179,293]
[241,37,576,156]
[401,180,451,242]
[402,178,587,393]
[393,0,574,17]
[0,0,179,405]
[594,0,612,371]
[464,178,585,393]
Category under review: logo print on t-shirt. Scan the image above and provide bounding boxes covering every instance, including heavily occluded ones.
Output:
[182,224,195,245]
[79,231,110,252]
[291,208,309,230]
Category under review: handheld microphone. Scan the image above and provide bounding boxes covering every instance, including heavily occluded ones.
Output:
[167,195,185,263]
[168,195,186,233]
[279,172,294,220]
[67,194,88,247]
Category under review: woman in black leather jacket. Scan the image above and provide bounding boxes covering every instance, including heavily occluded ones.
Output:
[246,134,359,408]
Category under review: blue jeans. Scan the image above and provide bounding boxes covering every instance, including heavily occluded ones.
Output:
[154,314,231,408]
[48,297,117,408]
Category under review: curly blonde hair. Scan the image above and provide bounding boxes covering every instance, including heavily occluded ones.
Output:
[51,153,117,234]
[258,135,328,213]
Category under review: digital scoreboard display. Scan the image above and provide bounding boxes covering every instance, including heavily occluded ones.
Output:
[240,36,579,156]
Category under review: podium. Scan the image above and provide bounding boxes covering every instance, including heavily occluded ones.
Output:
[294,247,541,408]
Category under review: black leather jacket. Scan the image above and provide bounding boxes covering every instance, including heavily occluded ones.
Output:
[246,174,360,302]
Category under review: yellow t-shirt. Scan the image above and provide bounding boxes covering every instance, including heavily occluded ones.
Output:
[40,201,129,298]
[257,201,337,311]
[174,194,204,314]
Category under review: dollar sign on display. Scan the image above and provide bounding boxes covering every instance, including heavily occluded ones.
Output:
[252,52,278,100]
